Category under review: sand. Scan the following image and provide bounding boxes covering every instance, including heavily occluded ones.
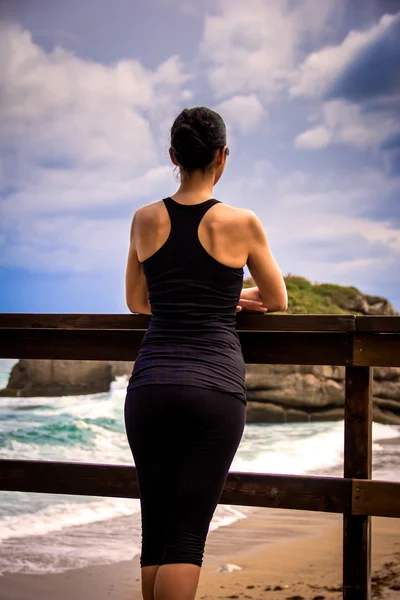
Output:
[1,507,399,599]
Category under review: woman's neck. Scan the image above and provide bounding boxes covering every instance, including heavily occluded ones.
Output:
[173,171,215,203]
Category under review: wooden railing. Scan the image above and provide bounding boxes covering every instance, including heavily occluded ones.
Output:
[1,313,400,600]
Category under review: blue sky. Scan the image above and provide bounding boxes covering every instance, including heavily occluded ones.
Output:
[0,0,399,313]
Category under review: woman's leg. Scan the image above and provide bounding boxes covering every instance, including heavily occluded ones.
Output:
[141,566,160,600]
[125,384,246,600]
[125,385,180,599]
[142,564,201,600]
[155,386,246,599]
[154,564,201,600]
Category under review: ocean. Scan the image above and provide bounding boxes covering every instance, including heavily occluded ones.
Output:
[0,358,399,576]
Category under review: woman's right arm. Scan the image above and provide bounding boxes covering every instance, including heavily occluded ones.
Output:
[245,211,288,312]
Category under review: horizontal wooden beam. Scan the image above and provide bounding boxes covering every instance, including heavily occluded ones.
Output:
[1,460,399,517]
[0,459,139,499]
[353,334,400,367]
[356,316,400,333]
[0,328,353,365]
[0,459,351,514]
[231,314,355,332]
[0,328,144,361]
[0,313,356,332]
[240,332,353,365]
[0,313,150,331]
[352,480,400,518]
[222,470,351,513]
[1,315,399,366]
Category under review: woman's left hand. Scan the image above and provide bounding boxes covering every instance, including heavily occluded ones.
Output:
[236,299,268,313]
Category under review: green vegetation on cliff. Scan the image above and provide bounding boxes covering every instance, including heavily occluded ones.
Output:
[243,274,397,315]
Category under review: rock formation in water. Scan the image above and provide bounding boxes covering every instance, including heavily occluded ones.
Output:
[2,359,400,425]
[245,364,400,425]
[1,359,133,398]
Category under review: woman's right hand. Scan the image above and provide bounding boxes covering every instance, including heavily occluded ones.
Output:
[236,298,268,313]
[239,286,264,303]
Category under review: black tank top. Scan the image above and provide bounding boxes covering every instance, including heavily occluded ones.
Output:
[127,196,247,404]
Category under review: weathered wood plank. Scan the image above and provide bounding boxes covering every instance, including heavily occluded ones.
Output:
[0,329,145,361]
[237,313,355,331]
[352,480,400,518]
[241,332,352,364]
[0,459,351,513]
[222,471,351,513]
[1,459,399,516]
[344,367,372,481]
[343,515,371,600]
[0,329,353,365]
[356,316,400,333]
[353,334,400,366]
[0,313,356,332]
[0,313,150,330]
[343,366,372,600]
[0,459,140,498]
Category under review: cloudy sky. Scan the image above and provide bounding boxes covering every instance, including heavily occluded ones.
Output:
[0,0,399,313]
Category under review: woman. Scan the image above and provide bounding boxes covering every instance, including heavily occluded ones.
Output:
[124,106,287,600]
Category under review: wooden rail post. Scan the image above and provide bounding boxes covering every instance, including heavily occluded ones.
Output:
[343,366,372,600]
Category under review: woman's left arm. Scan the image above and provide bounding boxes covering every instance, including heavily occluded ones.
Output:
[125,211,151,315]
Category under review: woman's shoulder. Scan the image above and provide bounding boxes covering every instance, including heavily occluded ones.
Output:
[132,199,166,224]
[135,198,254,229]
[212,202,254,228]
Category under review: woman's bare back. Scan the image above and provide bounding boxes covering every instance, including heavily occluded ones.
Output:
[135,199,249,270]
[131,196,287,313]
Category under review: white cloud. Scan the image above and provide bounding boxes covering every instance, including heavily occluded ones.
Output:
[1,166,173,220]
[0,24,188,170]
[290,13,395,98]
[295,126,332,149]
[201,0,336,100]
[1,8,399,311]
[265,179,400,259]
[295,99,397,150]
[275,171,310,195]
[218,163,400,304]
[181,89,194,101]
[0,161,175,273]
[0,23,188,273]
[0,215,129,273]
[214,94,265,133]
[274,205,400,297]
[293,12,400,155]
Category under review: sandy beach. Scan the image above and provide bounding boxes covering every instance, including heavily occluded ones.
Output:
[1,506,399,600]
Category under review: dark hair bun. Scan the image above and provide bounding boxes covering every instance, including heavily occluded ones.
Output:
[170,107,227,171]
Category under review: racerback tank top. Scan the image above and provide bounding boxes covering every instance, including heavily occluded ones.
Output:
[127,196,247,404]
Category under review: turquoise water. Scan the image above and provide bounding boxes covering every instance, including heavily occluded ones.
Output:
[0,359,15,390]
[0,359,399,575]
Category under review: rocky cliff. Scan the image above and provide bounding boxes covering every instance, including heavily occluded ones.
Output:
[245,364,400,425]
[2,359,400,425]
[251,274,398,316]
[1,359,133,398]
